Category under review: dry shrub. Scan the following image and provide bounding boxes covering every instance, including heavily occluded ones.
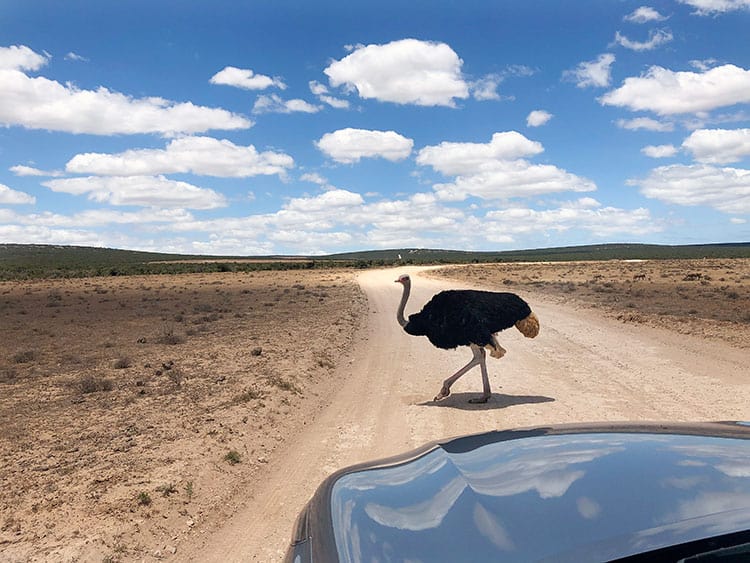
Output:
[75,374,114,394]
[156,324,185,345]
[13,350,37,364]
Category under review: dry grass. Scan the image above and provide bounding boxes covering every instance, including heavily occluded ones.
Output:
[431,258,750,348]
[0,269,367,561]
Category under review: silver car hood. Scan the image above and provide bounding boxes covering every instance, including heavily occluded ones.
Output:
[324,423,750,562]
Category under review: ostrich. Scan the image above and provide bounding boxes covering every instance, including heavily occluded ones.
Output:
[395,273,539,404]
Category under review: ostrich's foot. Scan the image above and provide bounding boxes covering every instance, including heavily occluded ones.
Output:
[487,341,506,359]
[468,393,490,404]
[433,386,451,401]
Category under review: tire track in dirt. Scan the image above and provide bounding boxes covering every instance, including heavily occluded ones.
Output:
[184,267,750,562]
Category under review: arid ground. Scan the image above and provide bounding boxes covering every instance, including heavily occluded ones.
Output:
[1,259,749,562]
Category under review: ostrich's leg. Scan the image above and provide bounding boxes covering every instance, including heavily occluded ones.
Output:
[468,350,492,404]
[434,345,484,401]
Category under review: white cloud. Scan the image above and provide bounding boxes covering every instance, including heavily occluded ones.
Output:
[309,81,328,96]
[431,160,596,201]
[324,39,469,107]
[526,110,553,127]
[0,183,36,204]
[66,136,294,178]
[0,45,251,135]
[642,144,678,158]
[690,59,719,72]
[616,117,674,132]
[300,172,329,186]
[484,199,660,238]
[252,93,321,114]
[308,80,350,109]
[42,175,227,209]
[209,66,285,90]
[612,29,673,51]
[0,45,47,71]
[470,74,502,101]
[563,54,615,88]
[601,64,750,116]
[632,163,750,213]
[678,0,750,15]
[284,189,364,212]
[0,222,102,246]
[417,132,595,200]
[316,128,414,164]
[682,128,750,164]
[10,164,63,177]
[8,207,193,228]
[624,6,668,22]
[416,131,544,176]
[64,52,88,62]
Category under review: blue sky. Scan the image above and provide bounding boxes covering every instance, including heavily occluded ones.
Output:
[1,0,749,256]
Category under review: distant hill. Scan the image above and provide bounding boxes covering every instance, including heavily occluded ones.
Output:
[1,242,748,280]
[326,243,750,263]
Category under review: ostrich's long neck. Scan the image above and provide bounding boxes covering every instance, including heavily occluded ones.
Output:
[396,280,411,328]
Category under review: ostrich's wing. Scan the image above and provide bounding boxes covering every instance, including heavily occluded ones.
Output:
[406,290,532,350]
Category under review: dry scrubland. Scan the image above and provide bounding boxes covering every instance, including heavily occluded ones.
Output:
[430,258,750,349]
[0,270,367,561]
[1,258,749,561]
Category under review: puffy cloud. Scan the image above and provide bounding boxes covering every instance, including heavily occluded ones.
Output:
[600,64,750,116]
[0,45,47,71]
[0,45,251,135]
[612,29,673,51]
[66,136,294,178]
[678,0,750,15]
[431,160,596,201]
[632,163,750,213]
[252,93,321,114]
[6,207,193,228]
[526,110,553,127]
[616,117,674,132]
[682,128,750,164]
[316,128,414,164]
[0,222,102,246]
[324,39,469,107]
[416,131,544,176]
[484,199,660,238]
[284,189,364,212]
[563,54,615,88]
[209,66,285,90]
[417,132,595,200]
[624,7,668,22]
[0,183,36,204]
[42,175,227,209]
[642,144,678,158]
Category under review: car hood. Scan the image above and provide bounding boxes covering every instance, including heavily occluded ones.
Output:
[324,423,750,562]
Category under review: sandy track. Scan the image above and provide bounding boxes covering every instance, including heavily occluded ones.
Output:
[185,267,750,562]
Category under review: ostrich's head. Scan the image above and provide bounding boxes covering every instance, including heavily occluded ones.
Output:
[395,274,411,285]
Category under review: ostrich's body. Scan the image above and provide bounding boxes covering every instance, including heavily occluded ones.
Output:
[395,274,539,403]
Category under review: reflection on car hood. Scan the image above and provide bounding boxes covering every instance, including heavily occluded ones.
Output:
[328,424,750,562]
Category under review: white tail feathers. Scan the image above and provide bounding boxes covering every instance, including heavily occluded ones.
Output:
[515,312,539,338]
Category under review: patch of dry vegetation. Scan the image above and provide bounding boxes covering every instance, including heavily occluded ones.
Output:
[431,258,750,348]
[0,270,367,561]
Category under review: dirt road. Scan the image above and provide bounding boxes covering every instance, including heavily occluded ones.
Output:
[185,267,750,562]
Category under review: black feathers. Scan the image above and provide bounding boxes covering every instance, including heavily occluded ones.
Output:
[404,290,532,350]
